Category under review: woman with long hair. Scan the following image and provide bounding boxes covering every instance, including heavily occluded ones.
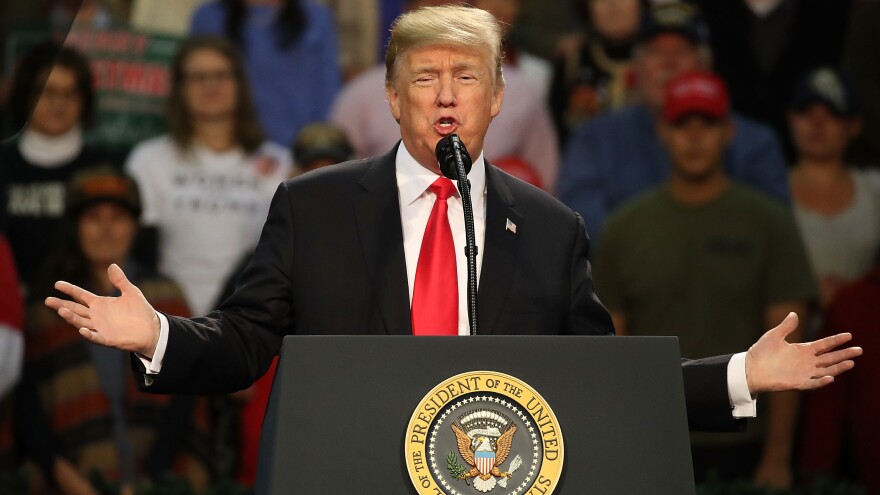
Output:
[125,37,292,317]
[190,0,341,145]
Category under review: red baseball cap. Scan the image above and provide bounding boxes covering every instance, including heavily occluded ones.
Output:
[663,72,730,123]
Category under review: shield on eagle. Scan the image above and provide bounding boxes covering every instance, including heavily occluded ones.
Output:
[475,451,495,476]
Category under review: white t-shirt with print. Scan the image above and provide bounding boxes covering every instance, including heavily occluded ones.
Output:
[126,135,292,316]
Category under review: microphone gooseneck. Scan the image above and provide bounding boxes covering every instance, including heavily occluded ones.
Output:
[435,134,479,336]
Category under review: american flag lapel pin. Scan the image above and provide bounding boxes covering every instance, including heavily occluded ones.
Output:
[506,218,517,234]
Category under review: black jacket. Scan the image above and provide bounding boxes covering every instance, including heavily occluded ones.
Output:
[133,146,740,431]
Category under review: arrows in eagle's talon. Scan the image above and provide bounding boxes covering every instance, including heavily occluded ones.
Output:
[497,454,523,488]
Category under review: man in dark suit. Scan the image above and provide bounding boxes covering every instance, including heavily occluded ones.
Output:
[46,5,860,433]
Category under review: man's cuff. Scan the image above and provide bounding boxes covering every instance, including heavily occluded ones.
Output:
[727,351,757,418]
[137,312,169,376]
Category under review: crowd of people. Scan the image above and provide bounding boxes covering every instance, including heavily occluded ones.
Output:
[0,0,877,494]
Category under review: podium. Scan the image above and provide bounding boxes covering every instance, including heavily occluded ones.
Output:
[255,335,696,494]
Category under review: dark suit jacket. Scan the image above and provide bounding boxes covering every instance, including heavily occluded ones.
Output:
[134,145,740,431]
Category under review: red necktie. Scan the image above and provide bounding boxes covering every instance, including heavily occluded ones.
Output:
[412,177,458,335]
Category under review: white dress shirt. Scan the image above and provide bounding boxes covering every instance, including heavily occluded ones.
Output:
[141,143,756,417]
[396,142,486,335]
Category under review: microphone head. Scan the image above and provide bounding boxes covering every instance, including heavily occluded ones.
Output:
[435,134,472,181]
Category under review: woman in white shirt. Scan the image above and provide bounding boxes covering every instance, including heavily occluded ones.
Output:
[788,68,880,308]
[126,37,291,316]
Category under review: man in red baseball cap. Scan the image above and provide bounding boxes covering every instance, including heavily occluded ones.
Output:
[594,72,817,489]
[659,71,733,187]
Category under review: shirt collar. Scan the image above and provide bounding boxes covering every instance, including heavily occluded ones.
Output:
[395,140,487,207]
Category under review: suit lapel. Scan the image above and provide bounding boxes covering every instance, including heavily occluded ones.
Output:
[479,164,522,334]
[353,147,412,335]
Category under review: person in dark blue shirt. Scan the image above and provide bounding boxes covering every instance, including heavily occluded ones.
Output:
[557,2,789,245]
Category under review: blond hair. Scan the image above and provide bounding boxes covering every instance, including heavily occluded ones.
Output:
[385,4,505,90]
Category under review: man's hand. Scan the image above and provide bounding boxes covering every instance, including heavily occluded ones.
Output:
[746,312,863,394]
[44,264,161,358]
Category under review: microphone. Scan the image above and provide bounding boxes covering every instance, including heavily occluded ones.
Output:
[435,134,473,181]
[435,134,479,336]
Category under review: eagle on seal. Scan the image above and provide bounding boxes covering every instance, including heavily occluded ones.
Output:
[451,421,517,493]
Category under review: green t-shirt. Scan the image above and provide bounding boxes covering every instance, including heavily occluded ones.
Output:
[594,182,818,359]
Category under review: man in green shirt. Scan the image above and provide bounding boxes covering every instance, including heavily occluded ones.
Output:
[594,72,817,490]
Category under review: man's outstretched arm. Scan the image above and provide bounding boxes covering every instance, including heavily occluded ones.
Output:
[47,276,862,400]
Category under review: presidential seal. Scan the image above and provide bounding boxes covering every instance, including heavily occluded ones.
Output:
[405,371,564,495]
